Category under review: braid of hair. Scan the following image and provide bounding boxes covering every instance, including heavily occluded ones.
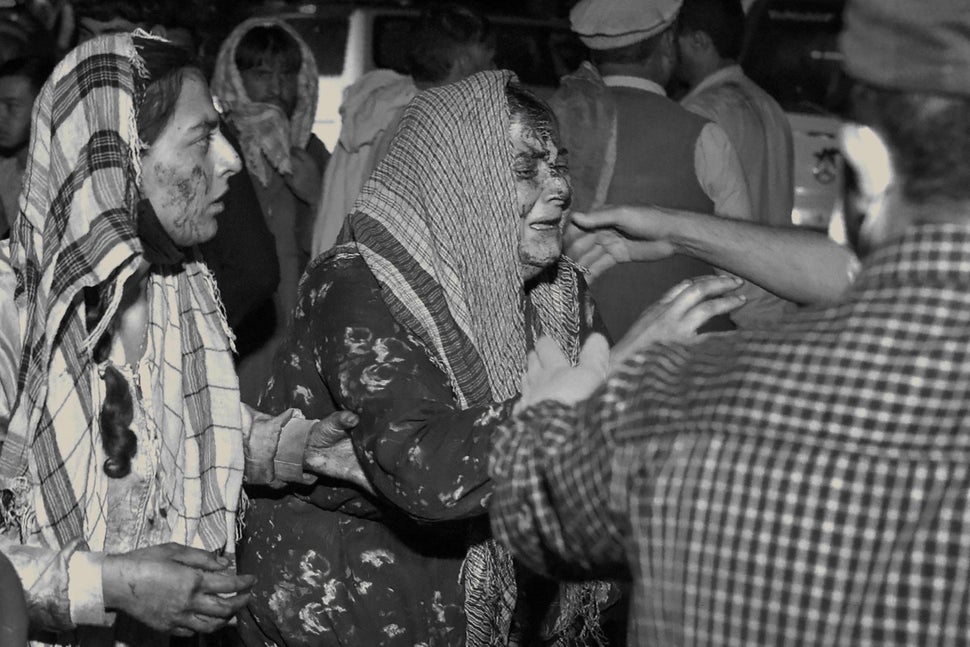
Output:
[83,287,137,479]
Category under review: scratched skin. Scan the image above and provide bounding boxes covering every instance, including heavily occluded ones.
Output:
[237,249,602,646]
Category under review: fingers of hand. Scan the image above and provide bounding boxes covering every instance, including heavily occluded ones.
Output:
[175,612,231,635]
[166,544,230,572]
[664,275,742,314]
[534,336,569,369]
[190,589,252,619]
[198,571,256,595]
[578,333,610,376]
[681,293,746,332]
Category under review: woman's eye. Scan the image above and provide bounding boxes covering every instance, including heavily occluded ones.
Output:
[513,159,537,180]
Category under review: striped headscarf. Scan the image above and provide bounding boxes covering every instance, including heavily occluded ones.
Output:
[347,70,591,645]
[1,33,244,557]
[211,17,319,187]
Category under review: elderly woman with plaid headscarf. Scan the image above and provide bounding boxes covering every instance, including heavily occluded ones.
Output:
[237,70,615,647]
[0,32,362,646]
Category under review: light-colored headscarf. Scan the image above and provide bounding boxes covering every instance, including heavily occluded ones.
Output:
[347,69,601,646]
[1,33,244,557]
[211,17,319,186]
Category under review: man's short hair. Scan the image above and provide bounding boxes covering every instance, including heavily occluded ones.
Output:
[851,81,970,206]
[234,25,302,74]
[676,0,745,61]
[0,56,54,94]
[589,30,664,67]
[406,2,492,85]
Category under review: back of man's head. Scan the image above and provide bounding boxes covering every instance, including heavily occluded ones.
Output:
[407,3,492,87]
[676,0,745,61]
[841,0,970,208]
[590,32,664,67]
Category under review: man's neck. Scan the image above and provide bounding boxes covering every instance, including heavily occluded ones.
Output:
[597,62,667,87]
[686,58,736,92]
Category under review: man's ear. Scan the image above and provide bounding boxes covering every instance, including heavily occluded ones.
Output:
[692,30,714,54]
[840,123,894,199]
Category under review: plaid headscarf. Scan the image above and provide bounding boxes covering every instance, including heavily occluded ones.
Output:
[0,33,244,556]
[347,70,591,646]
[210,17,319,187]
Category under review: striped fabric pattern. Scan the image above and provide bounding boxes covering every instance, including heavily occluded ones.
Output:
[491,223,970,646]
[2,33,243,558]
[346,70,588,644]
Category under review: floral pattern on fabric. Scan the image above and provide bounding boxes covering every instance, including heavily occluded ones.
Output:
[238,249,603,646]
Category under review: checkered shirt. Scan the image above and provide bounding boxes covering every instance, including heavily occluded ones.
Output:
[490,223,970,646]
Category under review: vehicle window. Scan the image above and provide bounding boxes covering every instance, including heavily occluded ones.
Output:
[286,16,350,75]
[372,16,587,88]
[741,0,850,115]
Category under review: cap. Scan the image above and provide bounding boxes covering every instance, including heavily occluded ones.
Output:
[570,0,682,50]
[840,0,970,96]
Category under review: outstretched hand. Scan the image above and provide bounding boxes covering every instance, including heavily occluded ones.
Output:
[611,275,745,366]
[303,411,374,494]
[566,205,680,279]
[517,334,611,412]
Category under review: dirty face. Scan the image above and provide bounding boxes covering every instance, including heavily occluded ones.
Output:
[140,74,242,247]
[240,54,299,118]
[510,116,571,281]
[0,75,37,152]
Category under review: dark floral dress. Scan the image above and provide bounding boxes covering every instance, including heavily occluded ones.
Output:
[237,248,603,647]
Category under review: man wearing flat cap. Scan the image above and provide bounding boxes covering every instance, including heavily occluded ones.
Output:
[550,0,787,342]
[490,0,970,644]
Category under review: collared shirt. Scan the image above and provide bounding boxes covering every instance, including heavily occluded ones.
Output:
[682,65,795,228]
[490,222,970,646]
[603,74,751,221]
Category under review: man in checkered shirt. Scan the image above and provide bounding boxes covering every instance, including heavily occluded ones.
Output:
[488,0,970,644]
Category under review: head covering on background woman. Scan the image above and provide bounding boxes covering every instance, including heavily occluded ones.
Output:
[210,17,318,187]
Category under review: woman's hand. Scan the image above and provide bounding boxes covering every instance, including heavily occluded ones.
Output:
[303,412,374,494]
[610,275,746,367]
[102,543,254,637]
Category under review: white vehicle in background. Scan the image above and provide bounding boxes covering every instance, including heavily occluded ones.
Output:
[255,1,586,150]
[742,0,847,231]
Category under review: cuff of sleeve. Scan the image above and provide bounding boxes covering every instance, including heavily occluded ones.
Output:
[275,417,316,483]
[68,551,111,627]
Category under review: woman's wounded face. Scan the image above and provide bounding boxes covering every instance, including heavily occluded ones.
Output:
[140,74,242,247]
[511,115,571,281]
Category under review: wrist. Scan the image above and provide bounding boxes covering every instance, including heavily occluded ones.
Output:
[100,554,126,612]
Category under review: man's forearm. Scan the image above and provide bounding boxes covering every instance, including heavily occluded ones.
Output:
[669,210,856,305]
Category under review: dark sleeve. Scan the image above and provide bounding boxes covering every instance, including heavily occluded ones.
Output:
[264,252,516,523]
[198,121,280,328]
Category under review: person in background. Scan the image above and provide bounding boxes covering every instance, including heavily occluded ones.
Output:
[0,33,361,645]
[551,0,786,341]
[489,0,970,644]
[211,17,327,405]
[0,56,54,240]
[675,0,794,228]
[311,1,495,257]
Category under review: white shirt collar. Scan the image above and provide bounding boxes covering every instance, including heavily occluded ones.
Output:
[602,75,667,96]
[682,64,745,103]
